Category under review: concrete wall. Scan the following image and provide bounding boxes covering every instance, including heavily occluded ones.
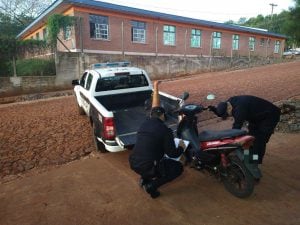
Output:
[56,52,282,80]
[0,52,285,97]
[0,76,70,97]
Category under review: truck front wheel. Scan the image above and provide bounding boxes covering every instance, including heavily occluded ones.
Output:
[92,124,107,153]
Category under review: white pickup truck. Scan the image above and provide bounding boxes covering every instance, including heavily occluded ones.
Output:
[72,62,185,153]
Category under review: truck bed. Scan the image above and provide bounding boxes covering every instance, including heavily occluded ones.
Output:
[114,105,178,147]
[96,90,180,147]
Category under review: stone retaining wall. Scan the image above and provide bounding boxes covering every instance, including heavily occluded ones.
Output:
[276,98,300,133]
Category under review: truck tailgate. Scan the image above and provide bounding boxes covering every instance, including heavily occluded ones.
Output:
[114,106,178,147]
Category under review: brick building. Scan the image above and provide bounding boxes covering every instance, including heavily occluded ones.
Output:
[17,0,286,58]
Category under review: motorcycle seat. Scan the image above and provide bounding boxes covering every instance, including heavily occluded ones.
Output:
[198,129,247,141]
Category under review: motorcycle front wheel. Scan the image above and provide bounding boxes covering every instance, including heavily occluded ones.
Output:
[222,155,254,198]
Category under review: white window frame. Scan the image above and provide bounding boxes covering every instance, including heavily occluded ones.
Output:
[90,14,109,40]
[232,34,239,50]
[190,29,201,48]
[163,25,176,46]
[131,21,146,43]
[274,40,281,53]
[63,26,71,40]
[212,32,221,49]
[249,37,256,51]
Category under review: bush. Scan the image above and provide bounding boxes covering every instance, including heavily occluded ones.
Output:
[0,60,13,76]
[16,58,56,76]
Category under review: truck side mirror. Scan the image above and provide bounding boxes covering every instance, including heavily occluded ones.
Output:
[72,79,79,86]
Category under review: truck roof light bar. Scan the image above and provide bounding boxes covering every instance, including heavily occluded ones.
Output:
[91,61,131,69]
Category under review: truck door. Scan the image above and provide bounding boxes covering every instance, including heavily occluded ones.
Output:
[78,72,93,115]
[76,72,92,115]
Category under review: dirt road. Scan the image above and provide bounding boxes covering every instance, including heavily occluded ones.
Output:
[0,60,300,225]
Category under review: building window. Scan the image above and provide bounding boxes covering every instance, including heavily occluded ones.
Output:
[89,14,109,40]
[249,37,255,51]
[36,32,40,40]
[163,25,176,46]
[274,40,281,53]
[190,29,201,48]
[212,32,221,49]
[43,28,47,40]
[63,26,71,40]
[232,34,239,50]
[131,21,146,43]
[260,38,265,46]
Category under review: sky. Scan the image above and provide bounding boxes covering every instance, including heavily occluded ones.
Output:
[96,0,295,23]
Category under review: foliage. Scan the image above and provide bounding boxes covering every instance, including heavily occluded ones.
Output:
[0,36,17,58]
[47,14,75,48]
[224,0,300,48]
[0,0,54,38]
[0,13,30,37]
[0,37,53,76]
[0,37,51,59]
[0,0,53,21]
[0,58,55,77]
[15,58,56,76]
[284,0,300,46]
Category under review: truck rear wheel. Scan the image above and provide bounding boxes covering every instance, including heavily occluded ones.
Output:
[92,124,107,153]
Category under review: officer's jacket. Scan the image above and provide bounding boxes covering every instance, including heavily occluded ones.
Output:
[129,117,182,169]
[228,95,280,130]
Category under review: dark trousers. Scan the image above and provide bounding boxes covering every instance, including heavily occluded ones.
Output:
[248,114,280,164]
[140,158,183,190]
[249,130,272,164]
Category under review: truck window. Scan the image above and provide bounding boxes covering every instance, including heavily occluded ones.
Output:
[80,72,88,87]
[86,73,93,90]
[95,74,149,92]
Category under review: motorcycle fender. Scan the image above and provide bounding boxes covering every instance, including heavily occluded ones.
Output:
[236,149,262,179]
[235,149,244,161]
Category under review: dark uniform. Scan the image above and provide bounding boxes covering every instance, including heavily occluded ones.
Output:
[215,95,281,164]
[129,117,183,193]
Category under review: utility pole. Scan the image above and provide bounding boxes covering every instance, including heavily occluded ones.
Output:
[269,3,278,31]
[269,3,278,17]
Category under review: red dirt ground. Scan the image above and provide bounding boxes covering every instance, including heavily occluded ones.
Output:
[0,60,300,225]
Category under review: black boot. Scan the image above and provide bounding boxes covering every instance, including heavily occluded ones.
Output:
[143,182,160,199]
[139,178,148,187]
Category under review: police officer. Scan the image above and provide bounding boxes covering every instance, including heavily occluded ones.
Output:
[129,81,185,198]
[209,95,281,166]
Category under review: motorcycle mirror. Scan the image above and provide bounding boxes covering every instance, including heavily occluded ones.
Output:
[206,94,215,100]
[180,92,189,100]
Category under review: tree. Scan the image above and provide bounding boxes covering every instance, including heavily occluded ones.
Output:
[0,0,54,21]
[0,0,54,76]
[0,0,54,37]
[284,0,300,46]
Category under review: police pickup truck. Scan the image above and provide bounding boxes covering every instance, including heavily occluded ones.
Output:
[72,62,185,153]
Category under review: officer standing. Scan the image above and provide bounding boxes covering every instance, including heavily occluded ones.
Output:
[209,95,281,166]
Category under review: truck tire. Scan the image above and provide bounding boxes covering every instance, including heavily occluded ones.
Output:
[78,104,85,115]
[92,123,107,153]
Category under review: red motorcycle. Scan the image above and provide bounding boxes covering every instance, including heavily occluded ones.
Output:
[176,94,257,198]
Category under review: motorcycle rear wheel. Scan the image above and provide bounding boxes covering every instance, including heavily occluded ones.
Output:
[222,156,254,198]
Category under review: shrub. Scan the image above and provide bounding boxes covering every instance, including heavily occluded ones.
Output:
[16,58,56,76]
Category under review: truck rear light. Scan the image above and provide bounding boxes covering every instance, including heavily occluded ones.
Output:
[103,117,116,140]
